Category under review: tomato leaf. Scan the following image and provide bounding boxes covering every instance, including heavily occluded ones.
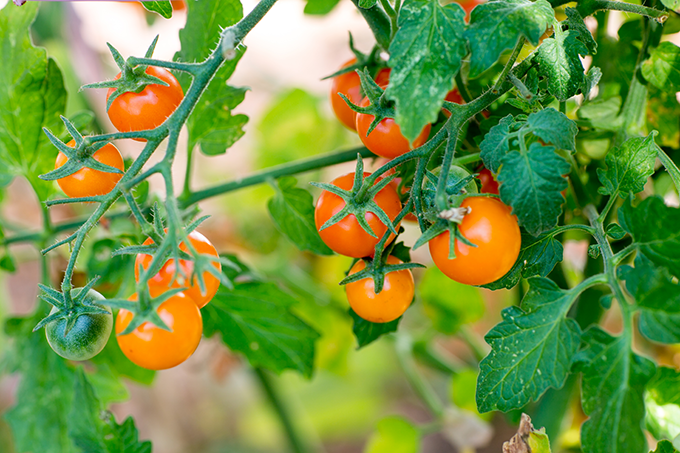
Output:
[350,309,400,348]
[304,0,341,15]
[5,326,78,453]
[268,176,333,255]
[420,266,484,334]
[642,42,680,92]
[174,0,248,156]
[0,2,67,201]
[651,441,680,453]
[203,281,320,377]
[535,25,587,101]
[573,327,656,453]
[645,367,680,444]
[476,278,581,413]
[479,115,516,173]
[619,196,680,273]
[141,1,172,19]
[483,230,564,290]
[69,368,151,453]
[647,85,680,147]
[359,0,378,7]
[90,328,156,386]
[364,416,420,453]
[497,143,570,236]
[597,133,659,197]
[564,8,597,55]
[465,0,554,78]
[385,0,467,141]
[660,0,680,11]
[620,254,680,344]
[525,107,578,151]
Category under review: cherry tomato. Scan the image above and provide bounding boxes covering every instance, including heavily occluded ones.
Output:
[346,255,414,323]
[106,66,184,141]
[356,97,431,158]
[428,197,520,286]
[478,167,499,195]
[134,230,221,309]
[55,140,124,198]
[116,290,203,370]
[330,59,390,130]
[443,87,465,117]
[45,288,112,361]
[315,172,402,258]
[171,0,185,11]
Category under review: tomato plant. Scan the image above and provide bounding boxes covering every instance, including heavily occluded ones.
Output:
[44,288,113,361]
[106,66,184,139]
[54,140,125,198]
[134,229,221,308]
[314,171,402,258]
[345,255,414,323]
[2,0,680,452]
[115,290,203,370]
[428,196,520,286]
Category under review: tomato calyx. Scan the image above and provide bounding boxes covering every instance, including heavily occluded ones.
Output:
[311,158,400,239]
[81,36,172,111]
[339,69,396,134]
[323,37,387,82]
[33,279,112,334]
[109,287,186,336]
[39,118,124,188]
[339,254,424,294]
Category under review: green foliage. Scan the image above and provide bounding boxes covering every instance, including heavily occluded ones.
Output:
[174,0,248,156]
[652,441,680,453]
[350,309,400,348]
[203,275,320,378]
[0,2,66,200]
[419,266,484,334]
[141,1,173,19]
[304,0,341,14]
[642,42,680,92]
[476,278,581,413]
[646,367,680,444]
[597,133,659,197]
[574,327,656,453]
[268,177,333,255]
[385,0,466,141]
[364,416,419,453]
[465,0,554,78]
[535,24,588,101]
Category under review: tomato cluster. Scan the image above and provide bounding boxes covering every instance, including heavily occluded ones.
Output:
[323,59,521,324]
[115,230,221,370]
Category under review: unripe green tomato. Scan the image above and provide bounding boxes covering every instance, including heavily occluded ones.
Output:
[45,288,113,361]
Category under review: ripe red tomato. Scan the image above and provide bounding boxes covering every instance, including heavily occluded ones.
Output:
[135,230,221,309]
[346,255,414,323]
[116,289,203,370]
[330,59,390,130]
[315,172,402,258]
[478,167,500,195]
[356,97,431,158]
[106,66,184,141]
[428,196,520,286]
[55,140,124,198]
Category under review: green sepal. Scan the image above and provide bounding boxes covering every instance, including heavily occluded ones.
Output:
[339,258,424,294]
[113,288,185,336]
[32,282,111,335]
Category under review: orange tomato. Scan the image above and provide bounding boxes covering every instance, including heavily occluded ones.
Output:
[116,290,203,370]
[135,230,221,308]
[315,172,402,258]
[428,197,520,286]
[346,255,414,323]
[55,140,124,198]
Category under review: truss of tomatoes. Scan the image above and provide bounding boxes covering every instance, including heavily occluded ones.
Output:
[324,59,521,324]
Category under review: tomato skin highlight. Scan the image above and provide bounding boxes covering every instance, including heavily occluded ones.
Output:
[356,97,431,159]
[428,197,520,286]
[106,66,184,140]
[134,230,221,309]
[55,140,124,198]
[115,290,203,370]
[330,59,390,131]
[346,256,414,323]
[45,289,113,361]
[314,172,402,258]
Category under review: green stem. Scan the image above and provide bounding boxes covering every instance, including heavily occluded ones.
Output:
[493,37,526,93]
[182,144,195,199]
[393,333,445,418]
[578,0,668,22]
[254,368,310,453]
[612,243,636,266]
[553,223,596,236]
[350,0,393,51]
[180,147,374,207]
[597,195,618,223]
[658,147,680,193]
